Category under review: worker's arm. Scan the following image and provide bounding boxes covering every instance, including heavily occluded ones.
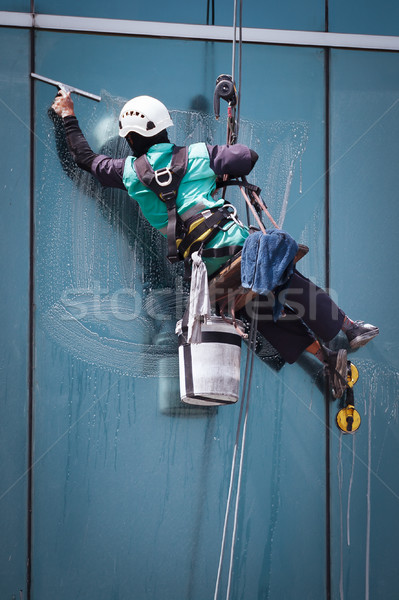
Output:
[51,90,126,189]
[206,144,258,177]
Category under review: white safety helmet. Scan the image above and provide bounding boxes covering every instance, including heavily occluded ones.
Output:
[118,95,174,138]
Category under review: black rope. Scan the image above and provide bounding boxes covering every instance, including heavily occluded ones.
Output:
[230,0,243,143]
[237,0,243,138]
[206,0,215,25]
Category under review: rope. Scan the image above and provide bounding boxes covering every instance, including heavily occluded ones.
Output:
[226,302,258,599]
[213,300,259,600]
[239,186,266,233]
[231,0,238,87]
[212,4,263,596]
[229,0,283,233]
[206,0,215,25]
[252,191,280,229]
[229,0,243,145]
[236,0,243,134]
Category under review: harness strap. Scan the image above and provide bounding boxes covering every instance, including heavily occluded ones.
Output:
[134,145,189,263]
[201,245,243,259]
[215,178,261,196]
[177,207,231,258]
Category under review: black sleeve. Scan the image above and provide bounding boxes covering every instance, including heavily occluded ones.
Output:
[63,116,126,189]
[206,143,258,176]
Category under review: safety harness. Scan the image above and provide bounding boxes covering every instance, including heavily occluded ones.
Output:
[133,145,242,264]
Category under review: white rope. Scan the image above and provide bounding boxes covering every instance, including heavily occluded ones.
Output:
[226,411,249,598]
[213,302,258,600]
[213,362,248,600]
[213,441,240,600]
[213,3,260,594]
[226,305,258,599]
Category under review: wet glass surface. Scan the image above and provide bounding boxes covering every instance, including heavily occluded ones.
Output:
[31,32,327,599]
[329,0,399,36]
[0,1,29,10]
[0,28,30,595]
[330,49,399,600]
[2,14,398,600]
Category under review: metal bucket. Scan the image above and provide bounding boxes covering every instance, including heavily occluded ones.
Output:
[175,315,244,406]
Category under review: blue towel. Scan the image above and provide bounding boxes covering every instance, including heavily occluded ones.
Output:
[241,229,298,320]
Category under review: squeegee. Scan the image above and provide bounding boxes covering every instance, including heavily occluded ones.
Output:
[31,73,101,102]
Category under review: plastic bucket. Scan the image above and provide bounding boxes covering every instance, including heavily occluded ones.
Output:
[175,315,244,406]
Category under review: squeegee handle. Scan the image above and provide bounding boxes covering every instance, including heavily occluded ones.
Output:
[31,73,101,102]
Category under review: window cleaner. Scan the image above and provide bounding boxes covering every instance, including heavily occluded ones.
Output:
[48,86,379,409]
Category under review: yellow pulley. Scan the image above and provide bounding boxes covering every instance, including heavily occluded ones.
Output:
[336,404,361,433]
[336,363,360,433]
[347,363,359,388]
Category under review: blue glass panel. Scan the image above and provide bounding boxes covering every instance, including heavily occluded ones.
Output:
[35,0,324,30]
[330,49,399,598]
[330,0,399,36]
[0,28,29,596]
[243,0,324,31]
[32,30,327,599]
[0,1,29,9]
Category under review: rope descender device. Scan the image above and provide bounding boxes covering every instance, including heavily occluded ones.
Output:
[213,74,238,144]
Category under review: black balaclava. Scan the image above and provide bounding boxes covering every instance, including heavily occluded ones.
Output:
[126,129,170,158]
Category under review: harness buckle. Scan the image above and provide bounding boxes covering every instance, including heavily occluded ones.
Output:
[155,167,173,187]
[167,254,181,264]
[160,190,177,203]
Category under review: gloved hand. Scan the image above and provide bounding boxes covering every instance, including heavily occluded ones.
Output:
[51,89,75,118]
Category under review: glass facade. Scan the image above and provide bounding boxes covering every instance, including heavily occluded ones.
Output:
[330,49,399,600]
[0,27,30,596]
[34,0,325,31]
[0,1,30,10]
[330,0,399,36]
[1,2,399,599]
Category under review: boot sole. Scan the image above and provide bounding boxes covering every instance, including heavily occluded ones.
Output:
[332,349,348,399]
[349,328,379,349]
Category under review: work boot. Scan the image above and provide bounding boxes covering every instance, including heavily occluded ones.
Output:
[325,349,348,399]
[345,320,379,349]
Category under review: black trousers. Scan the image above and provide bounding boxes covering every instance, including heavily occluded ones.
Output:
[241,271,345,363]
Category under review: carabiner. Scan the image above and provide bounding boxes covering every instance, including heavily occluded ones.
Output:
[224,203,245,228]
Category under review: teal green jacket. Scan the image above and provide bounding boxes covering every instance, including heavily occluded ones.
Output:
[122,142,250,275]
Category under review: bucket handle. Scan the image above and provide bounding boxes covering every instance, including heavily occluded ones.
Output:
[219,298,248,339]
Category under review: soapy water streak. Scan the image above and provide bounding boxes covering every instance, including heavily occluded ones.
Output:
[347,434,356,548]
[337,433,344,600]
[39,91,308,377]
[334,360,399,600]
[337,432,356,600]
